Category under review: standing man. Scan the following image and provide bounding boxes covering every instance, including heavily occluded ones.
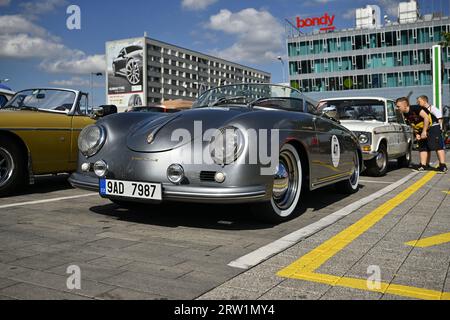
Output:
[416,95,447,173]
[396,97,432,172]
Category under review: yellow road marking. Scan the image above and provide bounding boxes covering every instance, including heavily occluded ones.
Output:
[443,191,450,195]
[405,233,450,248]
[278,172,450,300]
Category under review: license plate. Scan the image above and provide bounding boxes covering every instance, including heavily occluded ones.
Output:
[100,179,162,201]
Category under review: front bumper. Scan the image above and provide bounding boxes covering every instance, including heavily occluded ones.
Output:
[362,151,378,161]
[69,172,270,204]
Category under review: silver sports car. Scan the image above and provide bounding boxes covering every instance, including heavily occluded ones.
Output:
[69,84,362,223]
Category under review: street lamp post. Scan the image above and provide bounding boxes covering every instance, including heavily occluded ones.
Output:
[277,56,286,84]
[90,73,103,108]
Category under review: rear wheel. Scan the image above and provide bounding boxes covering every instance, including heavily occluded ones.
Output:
[335,151,360,194]
[252,144,302,224]
[398,144,412,168]
[366,144,388,177]
[0,140,27,196]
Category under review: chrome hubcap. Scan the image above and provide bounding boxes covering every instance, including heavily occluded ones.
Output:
[0,148,14,188]
[273,150,299,211]
[376,151,386,170]
[350,152,360,187]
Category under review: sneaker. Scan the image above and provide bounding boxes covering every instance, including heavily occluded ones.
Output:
[413,165,428,172]
[437,164,448,174]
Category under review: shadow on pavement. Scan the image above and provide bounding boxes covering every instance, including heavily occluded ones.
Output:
[89,185,360,230]
[0,174,73,199]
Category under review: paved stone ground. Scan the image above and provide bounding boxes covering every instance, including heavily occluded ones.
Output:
[0,154,446,300]
[199,160,450,300]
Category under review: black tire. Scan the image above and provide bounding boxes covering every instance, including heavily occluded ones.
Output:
[335,151,360,194]
[0,140,27,196]
[252,144,303,224]
[398,144,412,168]
[366,144,388,177]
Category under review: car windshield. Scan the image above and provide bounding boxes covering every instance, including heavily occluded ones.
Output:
[193,84,305,111]
[318,99,386,122]
[2,89,76,112]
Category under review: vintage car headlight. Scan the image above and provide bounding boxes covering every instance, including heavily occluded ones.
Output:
[78,125,106,158]
[209,126,245,165]
[359,133,369,145]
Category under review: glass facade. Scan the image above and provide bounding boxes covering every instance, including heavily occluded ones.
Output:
[288,17,450,92]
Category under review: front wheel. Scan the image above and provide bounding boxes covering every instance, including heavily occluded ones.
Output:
[335,151,360,194]
[126,59,141,85]
[0,140,27,196]
[366,144,388,177]
[252,144,302,224]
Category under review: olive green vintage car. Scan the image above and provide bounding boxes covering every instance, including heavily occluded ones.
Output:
[0,88,104,195]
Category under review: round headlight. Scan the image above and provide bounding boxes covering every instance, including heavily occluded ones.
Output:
[359,134,369,145]
[78,125,106,157]
[209,126,245,165]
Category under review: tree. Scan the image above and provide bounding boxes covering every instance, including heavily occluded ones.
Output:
[439,32,450,47]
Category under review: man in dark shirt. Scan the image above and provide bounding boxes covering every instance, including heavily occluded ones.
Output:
[396,97,432,172]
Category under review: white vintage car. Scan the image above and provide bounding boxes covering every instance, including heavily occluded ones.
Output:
[319,97,413,176]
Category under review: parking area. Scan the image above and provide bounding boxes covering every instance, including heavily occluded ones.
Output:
[0,154,448,300]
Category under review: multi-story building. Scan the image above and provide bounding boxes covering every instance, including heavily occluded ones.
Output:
[287,0,450,104]
[106,36,271,110]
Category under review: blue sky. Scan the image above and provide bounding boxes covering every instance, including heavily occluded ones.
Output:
[0,0,449,105]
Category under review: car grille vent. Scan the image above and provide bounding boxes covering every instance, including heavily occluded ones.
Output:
[200,171,216,182]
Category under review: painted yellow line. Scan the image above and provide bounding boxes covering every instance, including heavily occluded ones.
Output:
[278,172,437,276]
[277,172,450,300]
[405,232,450,248]
[287,272,449,300]
[443,191,450,195]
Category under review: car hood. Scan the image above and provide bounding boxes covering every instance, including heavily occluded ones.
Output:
[339,120,385,133]
[0,109,68,128]
[126,107,251,153]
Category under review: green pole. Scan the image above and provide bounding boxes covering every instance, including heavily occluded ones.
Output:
[432,45,442,111]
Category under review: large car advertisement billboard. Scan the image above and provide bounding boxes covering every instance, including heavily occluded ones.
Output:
[106,38,146,110]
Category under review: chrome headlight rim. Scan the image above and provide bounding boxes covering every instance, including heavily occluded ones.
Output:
[209,126,246,165]
[355,132,371,145]
[78,125,107,158]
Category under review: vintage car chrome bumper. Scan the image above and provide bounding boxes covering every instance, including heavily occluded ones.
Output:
[362,150,379,161]
[69,172,270,204]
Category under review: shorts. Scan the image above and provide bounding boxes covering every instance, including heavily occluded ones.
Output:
[418,126,445,152]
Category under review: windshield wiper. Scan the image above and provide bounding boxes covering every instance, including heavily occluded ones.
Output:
[209,96,247,107]
[248,97,287,108]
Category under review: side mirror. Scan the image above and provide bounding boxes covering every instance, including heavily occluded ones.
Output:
[91,105,117,119]
[322,106,339,122]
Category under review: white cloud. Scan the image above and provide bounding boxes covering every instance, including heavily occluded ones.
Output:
[207,8,284,64]
[20,0,67,18]
[0,0,11,7]
[343,8,356,20]
[0,33,73,58]
[182,0,217,11]
[50,76,104,88]
[40,54,105,74]
[0,14,105,74]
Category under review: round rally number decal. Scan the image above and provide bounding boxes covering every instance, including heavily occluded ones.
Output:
[331,135,340,168]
